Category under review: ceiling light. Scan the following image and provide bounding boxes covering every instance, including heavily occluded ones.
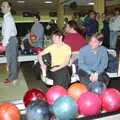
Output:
[17,0,25,3]
[44,1,53,4]
[88,2,95,5]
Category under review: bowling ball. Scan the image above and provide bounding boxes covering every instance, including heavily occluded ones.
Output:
[101,88,120,112]
[30,32,37,41]
[78,92,102,116]
[0,41,2,45]
[46,85,68,105]
[0,102,20,120]
[23,88,46,107]
[52,96,77,120]
[32,47,43,54]
[68,83,88,101]
[27,100,51,120]
[0,45,5,54]
[89,81,107,95]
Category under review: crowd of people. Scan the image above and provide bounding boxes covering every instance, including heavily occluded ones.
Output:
[0,1,120,89]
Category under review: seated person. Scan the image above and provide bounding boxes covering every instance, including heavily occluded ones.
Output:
[78,33,110,88]
[38,30,71,88]
[64,20,87,52]
[21,15,44,54]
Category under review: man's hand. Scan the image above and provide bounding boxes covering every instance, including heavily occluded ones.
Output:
[90,72,98,82]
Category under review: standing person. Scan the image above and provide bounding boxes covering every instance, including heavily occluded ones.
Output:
[102,13,110,48]
[109,9,120,49]
[84,11,99,40]
[78,33,109,88]
[1,1,18,85]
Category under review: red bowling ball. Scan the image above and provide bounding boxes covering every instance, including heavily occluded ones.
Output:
[0,45,5,54]
[46,85,68,105]
[32,47,43,54]
[101,88,120,112]
[78,92,102,116]
[23,88,46,107]
[30,32,37,41]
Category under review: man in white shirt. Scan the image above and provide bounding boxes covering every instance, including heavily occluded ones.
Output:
[109,9,120,49]
[1,1,18,85]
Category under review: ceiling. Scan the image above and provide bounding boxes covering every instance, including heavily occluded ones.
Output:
[0,0,120,14]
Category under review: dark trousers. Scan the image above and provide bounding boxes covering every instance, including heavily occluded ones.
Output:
[47,67,71,89]
[6,37,18,80]
[78,69,110,88]
[32,62,71,88]
[22,39,32,54]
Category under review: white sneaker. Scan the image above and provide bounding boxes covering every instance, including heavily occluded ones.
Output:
[71,74,80,83]
[12,80,17,85]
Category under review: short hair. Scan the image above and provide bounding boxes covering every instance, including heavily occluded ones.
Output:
[115,8,120,12]
[34,15,40,21]
[68,20,78,30]
[52,29,64,41]
[67,20,82,34]
[2,0,12,7]
[92,33,104,42]
[89,10,96,15]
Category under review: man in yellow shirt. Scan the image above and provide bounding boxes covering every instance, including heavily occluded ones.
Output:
[38,30,71,88]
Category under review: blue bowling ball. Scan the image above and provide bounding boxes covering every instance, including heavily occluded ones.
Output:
[26,100,51,120]
[89,81,107,95]
[52,96,77,120]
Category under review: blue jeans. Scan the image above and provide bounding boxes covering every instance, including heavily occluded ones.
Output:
[110,31,118,49]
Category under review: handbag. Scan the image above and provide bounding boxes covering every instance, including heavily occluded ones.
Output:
[42,53,51,69]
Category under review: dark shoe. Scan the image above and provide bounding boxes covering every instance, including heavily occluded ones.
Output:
[3,79,17,85]
[3,79,11,84]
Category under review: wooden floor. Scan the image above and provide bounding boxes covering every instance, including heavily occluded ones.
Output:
[0,62,48,102]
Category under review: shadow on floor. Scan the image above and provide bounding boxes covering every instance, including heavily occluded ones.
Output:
[109,77,120,90]
[20,62,49,92]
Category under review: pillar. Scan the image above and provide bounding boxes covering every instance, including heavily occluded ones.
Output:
[57,0,64,30]
[94,0,105,14]
[94,0,105,32]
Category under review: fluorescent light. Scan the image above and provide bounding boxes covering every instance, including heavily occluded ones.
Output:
[88,2,95,5]
[44,1,53,4]
[17,0,25,3]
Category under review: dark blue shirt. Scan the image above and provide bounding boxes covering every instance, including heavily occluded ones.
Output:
[85,18,98,36]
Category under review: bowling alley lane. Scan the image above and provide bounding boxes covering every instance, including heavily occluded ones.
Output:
[0,61,48,102]
[0,68,28,102]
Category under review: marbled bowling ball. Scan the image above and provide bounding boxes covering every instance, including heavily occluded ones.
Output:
[23,88,46,107]
[26,100,51,120]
